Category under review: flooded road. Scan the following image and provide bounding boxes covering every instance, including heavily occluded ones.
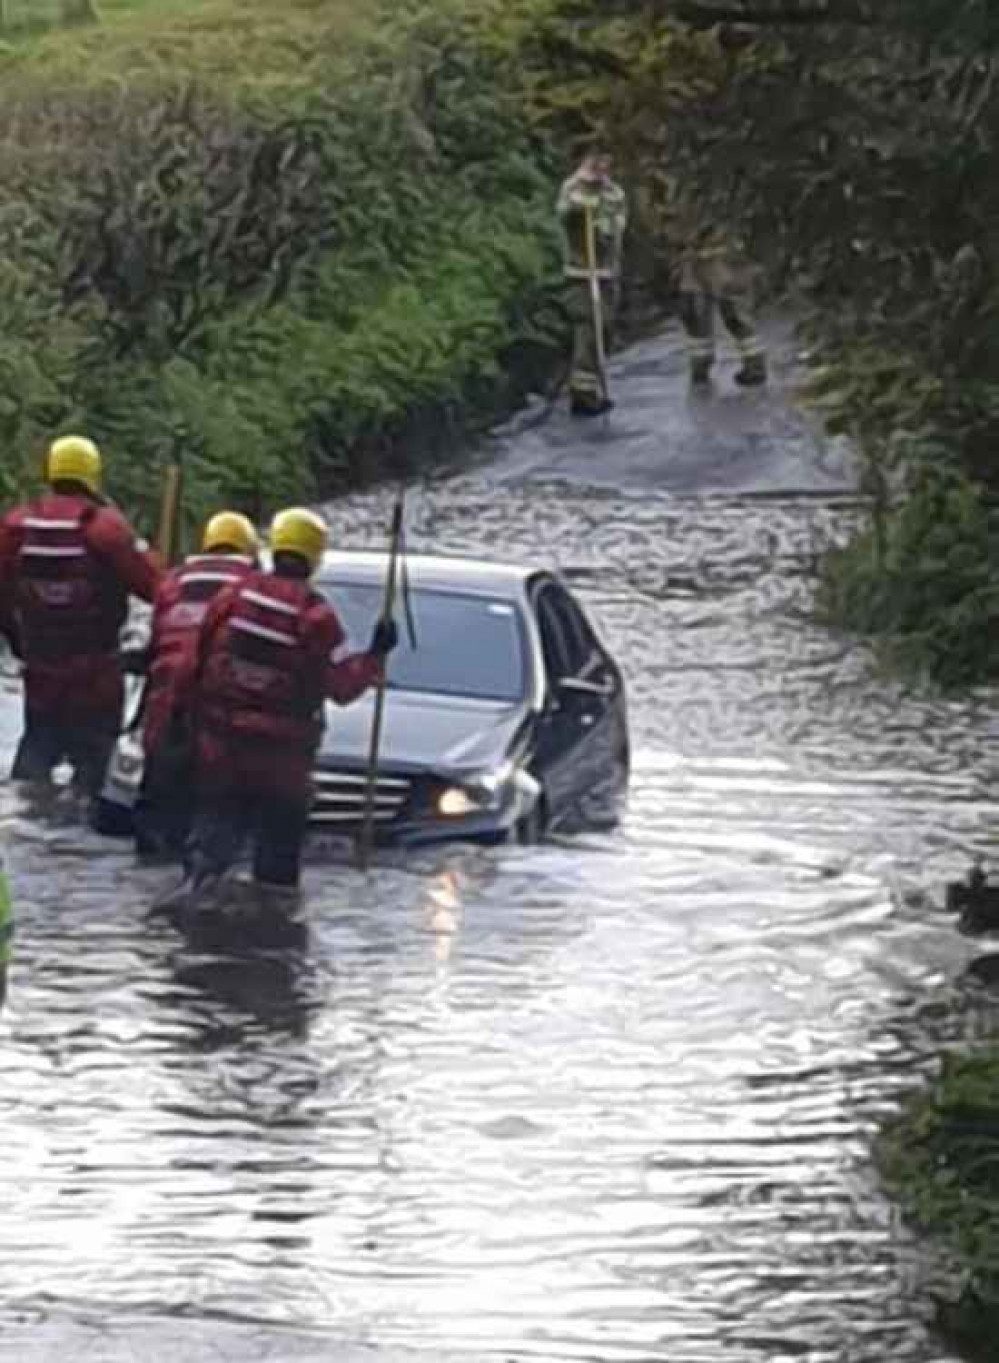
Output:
[2,322,999,1362]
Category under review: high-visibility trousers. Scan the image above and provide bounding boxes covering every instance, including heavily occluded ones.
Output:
[677,252,765,369]
[566,277,618,404]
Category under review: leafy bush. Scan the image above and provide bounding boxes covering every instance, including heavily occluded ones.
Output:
[482,0,999,684]
[881,1048,999,1360]
[819,462,999,686]
[7,0,999,683]
[0,0,567,540]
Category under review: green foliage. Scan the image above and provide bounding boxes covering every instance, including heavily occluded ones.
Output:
[7,0,999,687]
[488,0,999,685]
[818,462,999,686]
[0,0,567,529]
[881,1048,999,1357]
[0,0,97,35]
[896,0,999,53]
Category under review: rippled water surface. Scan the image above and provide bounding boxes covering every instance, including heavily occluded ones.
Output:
[2,328,998,1361]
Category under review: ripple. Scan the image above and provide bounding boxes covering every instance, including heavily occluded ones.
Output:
[0,348,985,1360]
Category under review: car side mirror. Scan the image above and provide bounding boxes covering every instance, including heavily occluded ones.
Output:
[558,675,612,700]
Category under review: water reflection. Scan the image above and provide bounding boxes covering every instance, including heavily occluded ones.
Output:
[165,942,317,1048]
[423,866,463,969]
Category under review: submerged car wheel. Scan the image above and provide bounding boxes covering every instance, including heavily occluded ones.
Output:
[513,798,547,846]
[92,797,135,839]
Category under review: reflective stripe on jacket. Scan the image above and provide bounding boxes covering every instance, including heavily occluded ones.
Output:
[156,553,254,659]
[143,552,255,755]
[14,495,126,661]
[198,573,327,752]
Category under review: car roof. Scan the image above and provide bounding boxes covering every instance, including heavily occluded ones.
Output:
[315,550,541,599]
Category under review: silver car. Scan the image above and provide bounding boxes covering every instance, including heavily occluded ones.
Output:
[97,552,630,846]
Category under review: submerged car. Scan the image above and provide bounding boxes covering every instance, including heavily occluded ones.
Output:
[98,552,629,846]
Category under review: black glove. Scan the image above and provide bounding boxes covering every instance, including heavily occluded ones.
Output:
[119,645,151,676]
[369,617,399,658]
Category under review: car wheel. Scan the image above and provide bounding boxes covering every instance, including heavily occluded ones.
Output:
[514,799,547,846]
[92,797,135,839]
[618,740,631,783]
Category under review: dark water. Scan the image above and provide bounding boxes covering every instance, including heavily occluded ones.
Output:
[2,325,997,1362]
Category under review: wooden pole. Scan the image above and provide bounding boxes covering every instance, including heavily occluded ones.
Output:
[356,494,404,871]
[583,205,611,411]
[155,461,184,566]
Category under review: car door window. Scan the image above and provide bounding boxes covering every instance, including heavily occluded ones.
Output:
[534,588,575,691]
[547,584,597,676]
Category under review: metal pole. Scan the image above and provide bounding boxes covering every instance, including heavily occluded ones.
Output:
[356,493,404,871]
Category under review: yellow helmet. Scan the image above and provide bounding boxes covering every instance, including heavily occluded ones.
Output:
[269,507,328,572]
[47,435,102,494]
[202,511,259,557]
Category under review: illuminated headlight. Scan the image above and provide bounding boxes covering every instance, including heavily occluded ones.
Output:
[435,761,516,819]
[437,787,483,818]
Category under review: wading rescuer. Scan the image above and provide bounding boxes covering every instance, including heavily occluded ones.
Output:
[0,436,160,800]
[668,177,768,389]
[159,507,398,909]
[677,240,768,389]
[131,511,261,859]
[672,22,768,391]
[557,149,627,418]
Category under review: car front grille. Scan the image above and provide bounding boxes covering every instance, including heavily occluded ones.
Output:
[310,769,412,827]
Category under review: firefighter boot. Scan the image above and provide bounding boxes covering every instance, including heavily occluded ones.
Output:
[570,384,614,418]
[734,352,768,387]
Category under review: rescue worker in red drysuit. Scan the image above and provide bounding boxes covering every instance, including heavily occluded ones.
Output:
[159,507,397,908]
[132,511,261,859]
[0,436,160,799]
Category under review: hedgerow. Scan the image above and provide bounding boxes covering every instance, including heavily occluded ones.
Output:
[0,0,566,541]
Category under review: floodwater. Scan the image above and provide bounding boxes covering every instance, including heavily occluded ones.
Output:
[2,323,998,1363]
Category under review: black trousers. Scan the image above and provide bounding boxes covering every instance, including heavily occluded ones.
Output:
[187,788,310,889]
[134,720,196,857]
[12,710,118,798]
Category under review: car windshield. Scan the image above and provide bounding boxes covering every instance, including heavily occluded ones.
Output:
[317,579,526,703]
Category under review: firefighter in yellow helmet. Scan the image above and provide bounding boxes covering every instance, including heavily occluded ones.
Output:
[158,508,397,910]
[0,435,160,800]
[130,511,261,858]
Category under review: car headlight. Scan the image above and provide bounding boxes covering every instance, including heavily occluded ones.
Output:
[437,787,483,818]
[435,761,516,818]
